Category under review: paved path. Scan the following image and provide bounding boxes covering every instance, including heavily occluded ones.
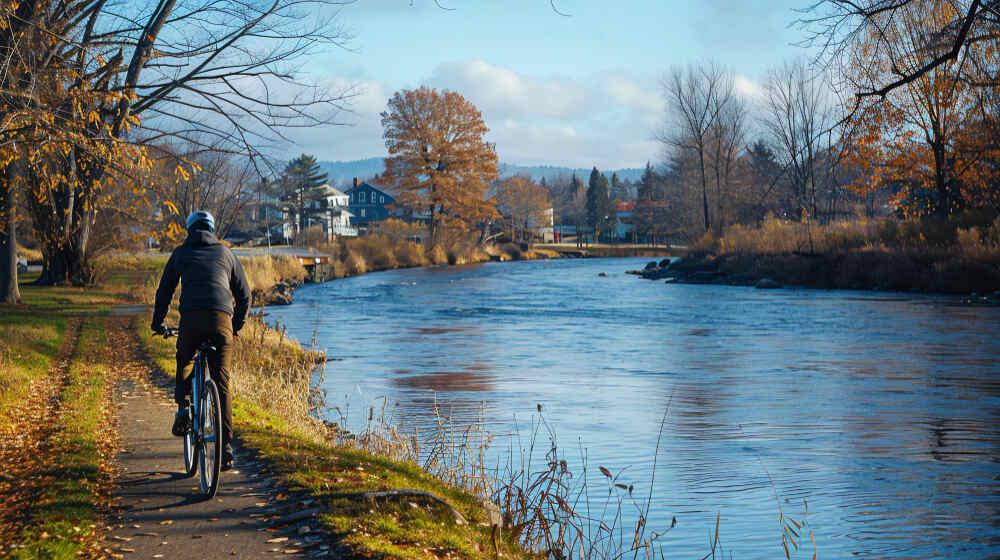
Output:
[103,318,338,559]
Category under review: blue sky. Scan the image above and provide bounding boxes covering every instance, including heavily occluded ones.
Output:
[281,0,815,169]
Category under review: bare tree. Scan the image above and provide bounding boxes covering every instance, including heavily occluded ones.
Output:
[660,62,738,233]
[707,87,749,235]
[149,142,258,243]
[762,59,843,222]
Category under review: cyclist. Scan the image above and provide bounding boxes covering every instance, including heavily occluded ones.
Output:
[151,210,251,471]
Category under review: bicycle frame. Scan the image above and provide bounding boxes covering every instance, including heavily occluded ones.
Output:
[161,325,221,497]
[190,349,204,448]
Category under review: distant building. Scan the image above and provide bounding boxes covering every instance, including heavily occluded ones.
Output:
[530,207,555,243]
[282,183,357,241]
[615,200,634,240]
[345,178,396,233]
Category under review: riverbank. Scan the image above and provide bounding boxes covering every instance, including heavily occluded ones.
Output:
[0,259,532,559]
[258,238,680,305]
[632,218,1000,295]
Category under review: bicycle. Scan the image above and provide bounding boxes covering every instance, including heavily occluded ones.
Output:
[157,326,224,498]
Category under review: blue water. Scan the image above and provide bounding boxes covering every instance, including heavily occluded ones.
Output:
[266,257,1000,559]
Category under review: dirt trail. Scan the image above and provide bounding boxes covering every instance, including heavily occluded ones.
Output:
[0,317,83,544]
[103,314,337,559]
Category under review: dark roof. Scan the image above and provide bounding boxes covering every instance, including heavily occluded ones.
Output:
[345,182,394,199]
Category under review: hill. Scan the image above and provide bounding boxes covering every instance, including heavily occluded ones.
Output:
[316,158,644,188]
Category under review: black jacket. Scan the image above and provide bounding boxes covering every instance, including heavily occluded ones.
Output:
[152,230,252,332]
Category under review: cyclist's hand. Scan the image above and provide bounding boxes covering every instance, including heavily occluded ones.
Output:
[151,322,165,335]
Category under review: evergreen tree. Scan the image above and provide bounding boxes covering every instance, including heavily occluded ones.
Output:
[610,171,629,201]
[274,154,328,236]
[586,167,614,243]
[634,162,662,244]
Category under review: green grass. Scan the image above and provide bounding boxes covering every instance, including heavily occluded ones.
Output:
[0,312,65,421]
[0,264,140,556]
[7,318,111,559]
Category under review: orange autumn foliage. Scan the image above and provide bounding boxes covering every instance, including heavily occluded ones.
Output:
[843,0,1000,218]
[380,86,499,248]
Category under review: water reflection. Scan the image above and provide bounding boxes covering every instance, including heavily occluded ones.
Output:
[392,370,496,392]
[267,258,1000,559]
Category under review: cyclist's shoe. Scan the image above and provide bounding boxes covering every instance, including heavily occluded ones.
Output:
[221,444,235,471]
[171,409,190,437]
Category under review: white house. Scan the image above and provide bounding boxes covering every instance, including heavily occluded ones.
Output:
[529,207,555,243]
[282,183,358,241]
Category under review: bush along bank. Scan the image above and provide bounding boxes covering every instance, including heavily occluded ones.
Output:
[629,218,1000,295]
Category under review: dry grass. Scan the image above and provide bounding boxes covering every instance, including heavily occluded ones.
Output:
[229,316,324,436]
[679,215,1000,293]
[240,254,307,292]
[702,215,1000,259]
[329,394,685,559]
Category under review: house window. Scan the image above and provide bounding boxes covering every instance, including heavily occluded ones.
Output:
[360,192,366,203]
[361,208,366,218]
[380,196,384,204]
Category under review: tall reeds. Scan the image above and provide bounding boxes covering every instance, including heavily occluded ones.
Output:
[699,214,1000,257]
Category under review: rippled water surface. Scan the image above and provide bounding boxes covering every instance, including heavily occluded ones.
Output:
[267,257,1000,559]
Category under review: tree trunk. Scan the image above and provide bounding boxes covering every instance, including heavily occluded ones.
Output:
[428,205,437,249]
[0,175,21,304]
[32,189,94,286]
[699,150,710,232]
[932,142,950,219]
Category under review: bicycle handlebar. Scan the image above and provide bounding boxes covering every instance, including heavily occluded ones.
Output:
[155,325,238,339]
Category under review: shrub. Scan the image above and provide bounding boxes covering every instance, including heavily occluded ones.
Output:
[427,245,448,265]
[344,249,368,275]
[395,241,427,268]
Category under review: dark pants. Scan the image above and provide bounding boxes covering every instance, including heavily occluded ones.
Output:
[176,309,233,448]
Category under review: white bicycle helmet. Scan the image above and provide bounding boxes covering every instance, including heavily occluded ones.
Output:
[185,210,215,232]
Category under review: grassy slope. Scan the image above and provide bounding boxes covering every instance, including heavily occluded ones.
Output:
[10,320,111,559]
[0,269,133,558]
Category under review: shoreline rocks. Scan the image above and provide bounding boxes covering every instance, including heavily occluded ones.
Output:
[256,280,299,306]
[628,250,1000,296]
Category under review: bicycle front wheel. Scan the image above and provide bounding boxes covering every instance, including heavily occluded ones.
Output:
[199,379,223,498]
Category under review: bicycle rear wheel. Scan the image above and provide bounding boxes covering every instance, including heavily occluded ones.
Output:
[199,379,223,498]
[183,412,197,478]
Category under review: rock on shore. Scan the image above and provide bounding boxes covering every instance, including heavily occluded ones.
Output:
[256,280,298,306]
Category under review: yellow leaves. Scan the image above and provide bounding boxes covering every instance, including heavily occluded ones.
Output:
[174,164,191,182]
[163,200,179,216]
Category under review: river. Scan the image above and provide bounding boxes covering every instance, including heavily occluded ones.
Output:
[265,257,1000,559]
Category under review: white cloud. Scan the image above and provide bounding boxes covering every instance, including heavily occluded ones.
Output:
[603,77,662,116]
[734,74,765,100]
[428,60,588,121]
[273,61,665,169]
